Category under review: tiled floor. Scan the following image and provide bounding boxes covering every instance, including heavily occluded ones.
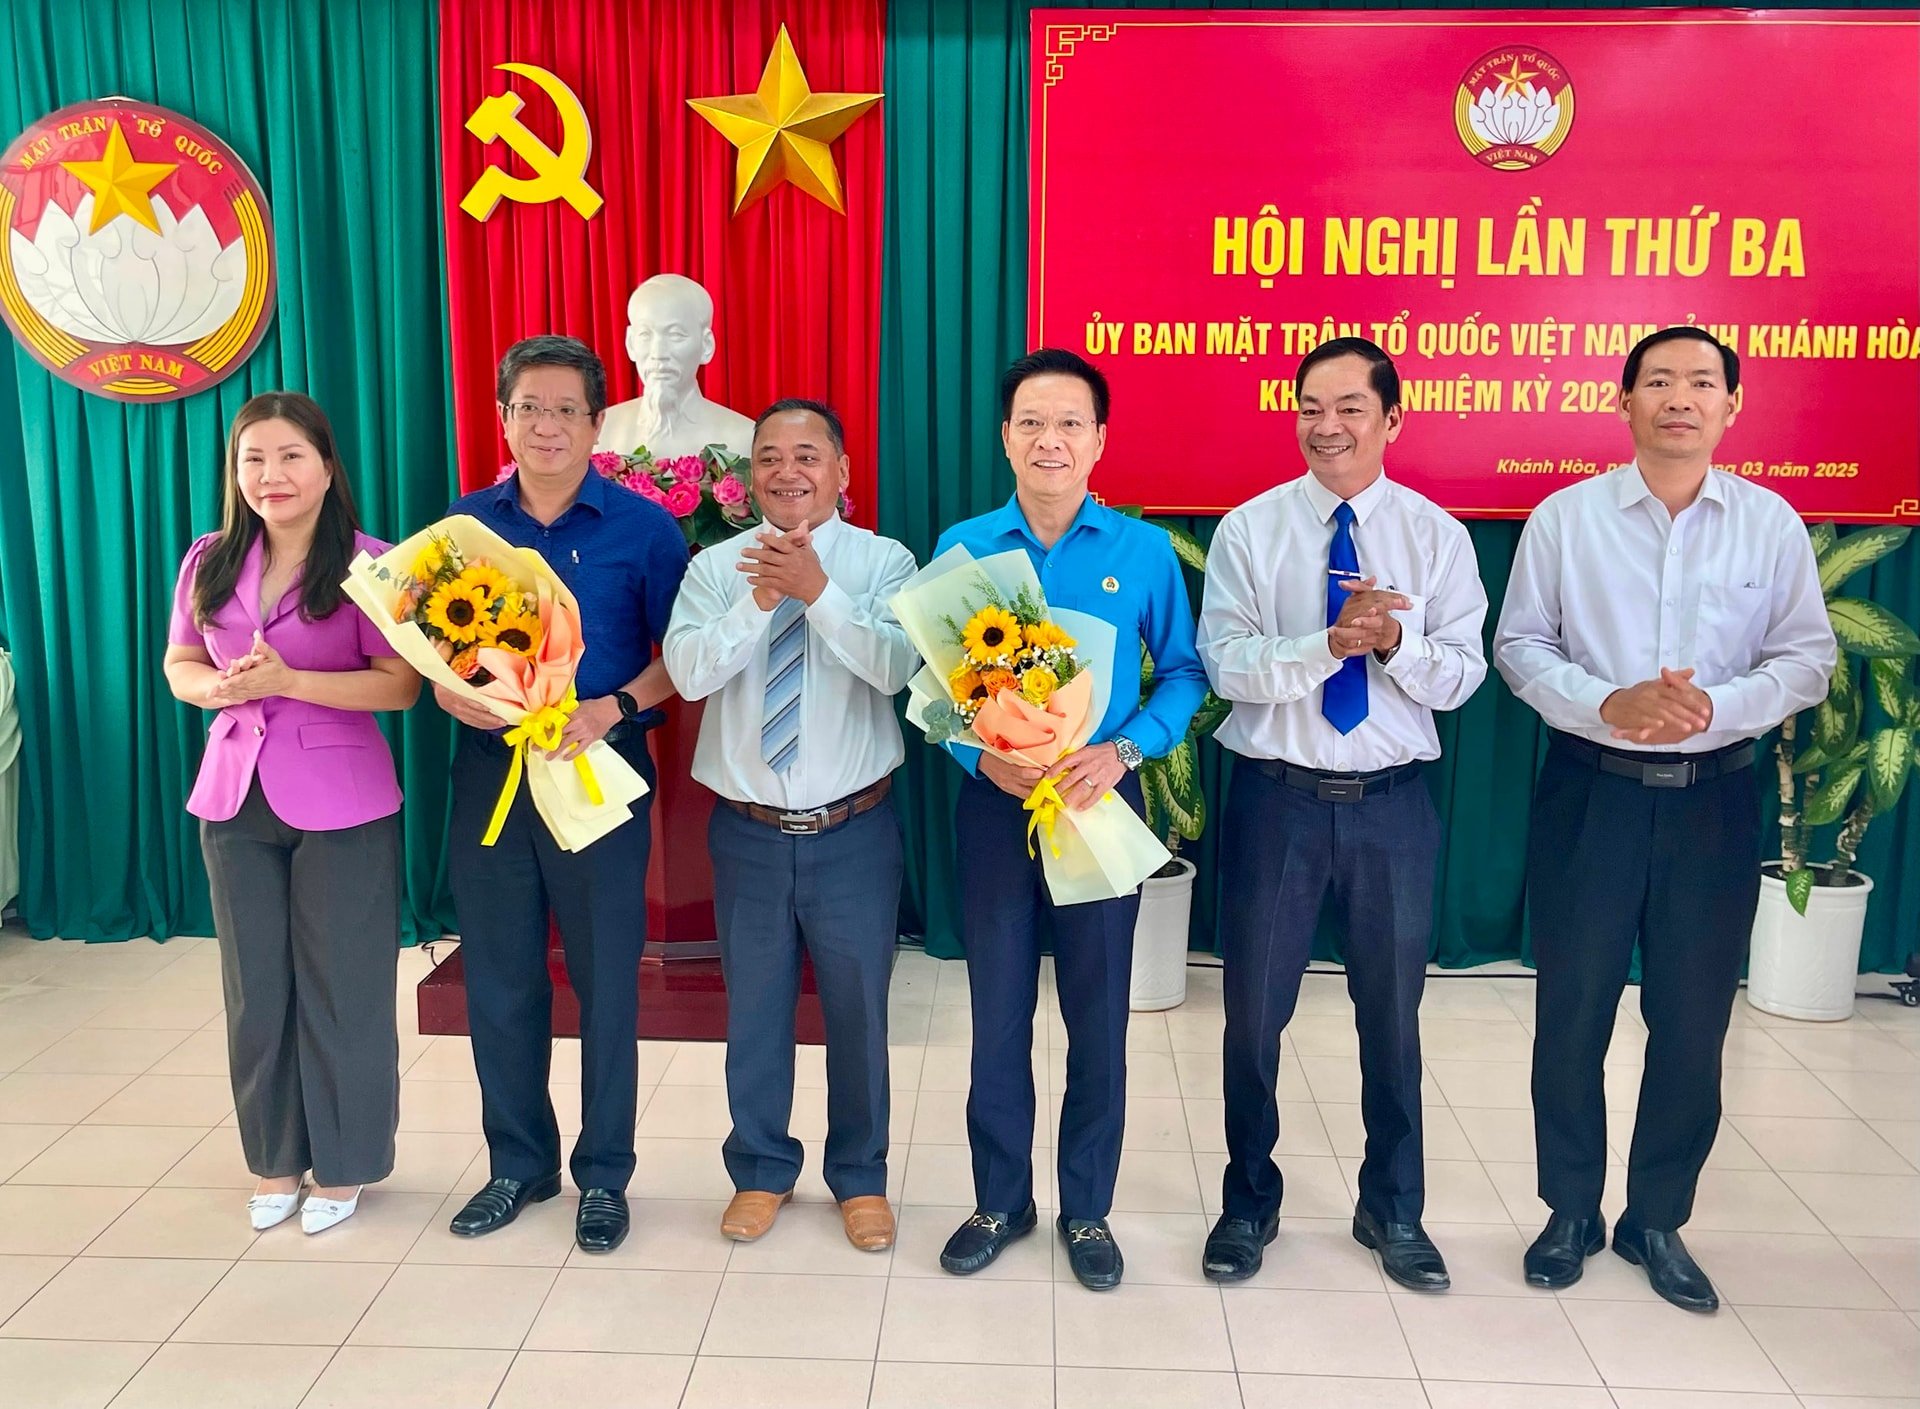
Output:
[1,928,1917,1408]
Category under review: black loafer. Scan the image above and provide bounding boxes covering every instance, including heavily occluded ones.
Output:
[1525,1212,1607,1289]
[576,1188,630,1253]
[938,1203,1038,1275]
[1352,1204,1450,1291]
[1613,1222,1718,1312]
[449,1172,562,1237]
[1203,1210,1279,1283]
[1058,1215,1124,1291]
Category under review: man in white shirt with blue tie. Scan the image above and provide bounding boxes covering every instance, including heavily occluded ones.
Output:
[663,399,920,1253]
[1496,328,1834,1311]
[1198,338,1487,1288]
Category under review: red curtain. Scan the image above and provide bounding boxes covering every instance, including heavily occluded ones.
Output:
[439,0,886,520]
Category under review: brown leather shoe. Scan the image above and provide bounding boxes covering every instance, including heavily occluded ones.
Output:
[720,1189,792,1242]
[840,1195,895,1251]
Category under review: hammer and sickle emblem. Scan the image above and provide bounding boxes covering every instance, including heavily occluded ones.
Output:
[460,62,603,221]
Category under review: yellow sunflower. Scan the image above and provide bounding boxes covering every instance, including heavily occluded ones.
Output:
[456,563,514,607]
[948,663,984,704]
[980,668,1018,698]
[486,606,542,656]
[425,580,489,645]
[1024,621,1076,651]
[1019,666,1059,705]
[962,606,1023,662]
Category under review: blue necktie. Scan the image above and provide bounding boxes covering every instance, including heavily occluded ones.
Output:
[1322,501,1368,734]
[761,597,807,773]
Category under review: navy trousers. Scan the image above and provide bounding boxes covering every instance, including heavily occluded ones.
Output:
[449,726,655,1192]
[1219,761,1439,1225]
[1528,735,1761,1230]
[956,769,1144,1221]
[710,796,902,1201]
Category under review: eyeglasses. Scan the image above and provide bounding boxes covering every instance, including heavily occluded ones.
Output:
[1009,415,1094,437]
[502,401,591,426]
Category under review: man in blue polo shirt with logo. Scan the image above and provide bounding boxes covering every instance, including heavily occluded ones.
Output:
[932,348,1207,1291]
[435,335,689,1256]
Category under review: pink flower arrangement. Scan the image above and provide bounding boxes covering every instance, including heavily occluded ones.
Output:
[663,481,701,517]
[494,445,758,550]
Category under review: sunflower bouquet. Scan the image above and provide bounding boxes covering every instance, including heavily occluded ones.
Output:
[342,514,650,852]
[944,588,1085,727]
[891,546,1170,905]
[398,532,543,686]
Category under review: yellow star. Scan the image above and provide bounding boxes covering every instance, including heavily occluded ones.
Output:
[688,25,882,216]
[1492,58,1540,99]
[60,120,178,235]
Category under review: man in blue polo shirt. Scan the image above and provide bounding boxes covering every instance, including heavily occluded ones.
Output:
[933,348,1207,1290]
[437,335,689,1255]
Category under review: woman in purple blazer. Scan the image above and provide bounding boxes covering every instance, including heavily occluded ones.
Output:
[163,392,419,1236]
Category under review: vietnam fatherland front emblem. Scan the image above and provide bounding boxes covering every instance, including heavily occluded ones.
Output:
[0,97,276,401]
[1455,49,1575,171]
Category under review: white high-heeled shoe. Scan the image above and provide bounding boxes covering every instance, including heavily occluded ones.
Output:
[247,1184,304,1231]
[301,1187,363,1235]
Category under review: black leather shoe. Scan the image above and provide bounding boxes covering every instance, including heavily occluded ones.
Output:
[938,1203,1038,1275]
[1613,1222,1719,1312]
[1352,1204,1450,1291]
[448,1172,562,1237]
[576,1188,630,1253]
[1525,1212,1607,1289]
[1058,1215,1124,1291]
[1203,1210,1280,1283]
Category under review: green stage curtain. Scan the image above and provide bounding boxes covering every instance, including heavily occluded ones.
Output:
[877,0,1917,973]
[0,0,458,943]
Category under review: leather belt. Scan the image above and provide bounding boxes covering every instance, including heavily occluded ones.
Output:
[722,777,892,835]
[1555,733,1757,789]
[1252,757,1424,804]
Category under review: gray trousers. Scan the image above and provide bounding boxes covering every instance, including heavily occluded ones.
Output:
[711,796,901,1201]
[201,780,401,1186]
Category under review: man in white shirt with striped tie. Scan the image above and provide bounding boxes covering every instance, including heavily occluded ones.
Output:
[663,399,920,1253]
[1496,328,1834,1311]
[1198,338,1488,1289]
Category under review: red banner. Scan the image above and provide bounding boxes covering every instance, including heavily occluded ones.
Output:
[438,0,885,952]
[1029,10,1920,520]
[439,0,884,510]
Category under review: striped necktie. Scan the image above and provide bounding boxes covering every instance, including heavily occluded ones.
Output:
[761,596,807,773]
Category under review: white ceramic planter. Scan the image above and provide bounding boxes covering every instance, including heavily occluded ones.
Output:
[1131,857,1197,1012]
[1746,863,1873,1022]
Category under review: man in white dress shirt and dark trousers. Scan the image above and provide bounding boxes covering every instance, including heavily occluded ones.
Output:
[1495,328,1834,1311]
[663,399,920,1253]
[1198,337,1488,1288]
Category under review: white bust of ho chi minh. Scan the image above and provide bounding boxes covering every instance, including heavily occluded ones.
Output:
[594,273,755,461]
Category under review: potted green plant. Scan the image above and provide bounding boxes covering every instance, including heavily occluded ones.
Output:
[1750,522,1919,1020]
[1126,517,1229,1010]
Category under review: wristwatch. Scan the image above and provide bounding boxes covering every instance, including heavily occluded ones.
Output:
[1113,735,1144,771]
[614,690,639,721]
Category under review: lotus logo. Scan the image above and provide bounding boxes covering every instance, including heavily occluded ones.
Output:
[0,98,275,401]
[1455,49,1575,171]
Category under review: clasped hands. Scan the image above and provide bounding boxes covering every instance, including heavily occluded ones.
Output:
[738,523,828,611]
[205,630,296,706]
[1328,575,1410,660]
[1600,668,1715,745]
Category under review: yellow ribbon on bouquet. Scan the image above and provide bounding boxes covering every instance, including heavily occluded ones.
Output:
[481,685,607,847]
[1023,775,1069,860]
